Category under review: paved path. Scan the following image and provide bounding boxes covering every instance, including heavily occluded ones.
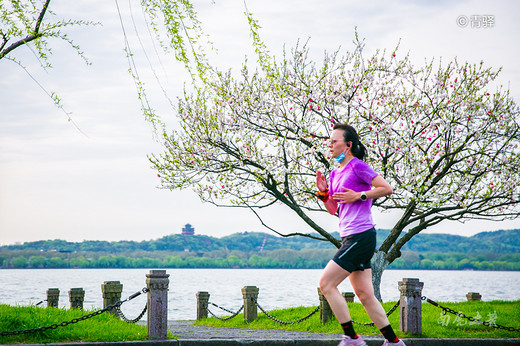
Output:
[163,321,519,345]
[167,320,353,340]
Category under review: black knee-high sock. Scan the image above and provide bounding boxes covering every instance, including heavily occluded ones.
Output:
[341,321,358,339]
[380,324,399,343]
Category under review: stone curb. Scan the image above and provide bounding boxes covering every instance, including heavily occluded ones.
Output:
[5,339,518,346]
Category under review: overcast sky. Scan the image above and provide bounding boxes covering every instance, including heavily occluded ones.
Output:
[1,0,519,245]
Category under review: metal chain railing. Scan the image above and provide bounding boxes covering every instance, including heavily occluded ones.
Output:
[252,297,320,325]
[115,288,149,323]
[35,300,45,306]
[352,300,401,326]
[201,293,519,334]
[115,304,147,323]
[422,296,520,333]
[205,302,244,321]
[0,288,148,337]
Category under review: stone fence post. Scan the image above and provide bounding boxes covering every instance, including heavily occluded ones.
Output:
[466,292,482,301]
[318,289,355,324]
[241,286,259,322]
[342,292,355,302]
[398,278,424,335]
[47,288,60,308]
[69,288,85,309]
[146,270,170,340]
[101,281,123,315]
[317,288,332,324]
[196,291,210,320]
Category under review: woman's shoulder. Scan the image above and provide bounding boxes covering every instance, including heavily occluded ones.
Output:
[352,157,379,178]
[350,157,367,167]
[352,157,373,167]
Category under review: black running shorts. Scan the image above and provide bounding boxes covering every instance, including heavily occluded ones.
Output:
[332,227,376,273]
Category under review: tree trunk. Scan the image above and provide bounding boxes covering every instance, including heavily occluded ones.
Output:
[371,250,390,302]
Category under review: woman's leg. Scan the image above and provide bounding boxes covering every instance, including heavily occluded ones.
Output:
[319,260,352,323]
[348,269,389,329]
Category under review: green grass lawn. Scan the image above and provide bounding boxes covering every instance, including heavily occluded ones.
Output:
[194,300,520,339]
[0,304,175,344]
[1,300,518,344]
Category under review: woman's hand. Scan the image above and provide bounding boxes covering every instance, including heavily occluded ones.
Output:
[332,175,393,204]
[333,187,359,204]
[316,170,338,215]
[316,170,328,192]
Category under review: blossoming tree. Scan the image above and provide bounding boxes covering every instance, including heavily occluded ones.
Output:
[150,34,520,297]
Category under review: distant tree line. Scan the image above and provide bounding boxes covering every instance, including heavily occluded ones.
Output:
[1,249,334,269]
[2,250,520,270]
[1,229,519,270]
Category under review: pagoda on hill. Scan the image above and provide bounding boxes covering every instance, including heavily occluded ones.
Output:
[181,223,195,236]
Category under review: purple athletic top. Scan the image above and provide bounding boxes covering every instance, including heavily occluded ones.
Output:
[329,157,379,237]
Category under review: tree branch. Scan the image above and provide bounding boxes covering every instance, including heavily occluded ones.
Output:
[245,204,332,242]
[0,0,51,60]
[379,199,417,253]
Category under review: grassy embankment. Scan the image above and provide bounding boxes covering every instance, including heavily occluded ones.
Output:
[0,304,175,344]
[1,300,519,344]
[195,300,520,339]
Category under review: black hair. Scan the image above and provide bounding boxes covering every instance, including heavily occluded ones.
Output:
[332,123,367,161]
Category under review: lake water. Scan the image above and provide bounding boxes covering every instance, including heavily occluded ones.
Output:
[1,269,519,320]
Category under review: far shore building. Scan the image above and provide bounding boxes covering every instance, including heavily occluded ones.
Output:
[181,223,195,236]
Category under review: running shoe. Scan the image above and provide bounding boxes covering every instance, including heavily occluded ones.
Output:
[382,339,406,345]
[337,335,368,346]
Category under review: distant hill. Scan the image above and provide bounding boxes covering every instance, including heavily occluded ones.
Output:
[386,229,520,254]
[2,229,519,270]
[2,228,519,255]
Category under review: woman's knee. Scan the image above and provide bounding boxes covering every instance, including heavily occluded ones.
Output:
[319,274,343,296]
[319,261,349,295]
[319,277,334,295]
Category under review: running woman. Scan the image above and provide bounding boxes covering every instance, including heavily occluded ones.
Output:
[316,123,405,346]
